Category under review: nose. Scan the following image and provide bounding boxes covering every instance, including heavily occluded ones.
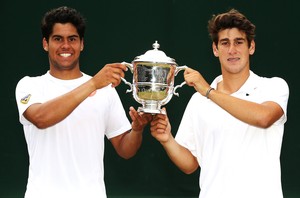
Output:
[61,40,71,49]
[228,44,237,54]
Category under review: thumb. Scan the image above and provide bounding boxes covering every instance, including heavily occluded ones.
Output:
[162,107,167,116]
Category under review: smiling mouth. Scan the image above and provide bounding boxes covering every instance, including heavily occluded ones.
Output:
[60,53,72,57]
[228,57,240,61]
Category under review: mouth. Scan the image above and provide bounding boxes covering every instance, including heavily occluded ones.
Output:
[227,57,240,62]
[59,53,72,57]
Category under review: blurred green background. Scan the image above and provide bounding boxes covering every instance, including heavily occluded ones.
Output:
[1,0,299,197]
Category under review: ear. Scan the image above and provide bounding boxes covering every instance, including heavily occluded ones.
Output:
[249,40,255,55]
[212,42,219,57]
[80,39,84,51]
[42,38,48,51]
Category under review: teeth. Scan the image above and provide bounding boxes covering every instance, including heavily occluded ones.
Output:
[60,53,71,57]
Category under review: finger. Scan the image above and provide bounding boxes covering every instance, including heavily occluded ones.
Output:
[150,117,162,126]
[129,107,149,126]
[151,124,167,134]
[153,113,166,120]
[152,117,167,127]
[150,124,163,134]
[140,113,153,125]
[144,114,154,122]
[156,121,167,129]
[111,72,124,87]
[110,78,121,88]
[109,63,128,71]
[111,72,123,81]
[109,67,125,79]
[129,107,138,121]
[151,118,167,130]
[184,67,193,75]
[155,116,167,124]
[161,107,167,116]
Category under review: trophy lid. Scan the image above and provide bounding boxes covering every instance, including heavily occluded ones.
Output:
[134,41,176,64]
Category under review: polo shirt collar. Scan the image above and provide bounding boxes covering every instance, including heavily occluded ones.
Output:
[211,70,260,96]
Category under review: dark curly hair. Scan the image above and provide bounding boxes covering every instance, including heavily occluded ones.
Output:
[41,6,86,42]
[207,9,256,47]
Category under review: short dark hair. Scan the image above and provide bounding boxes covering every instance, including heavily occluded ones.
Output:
[207,9,256,47]
[41,6,86,42]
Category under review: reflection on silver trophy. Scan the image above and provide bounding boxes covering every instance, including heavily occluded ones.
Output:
[121,41,188,114]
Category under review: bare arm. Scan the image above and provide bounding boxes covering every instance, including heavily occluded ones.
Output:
[184,68,284,128]
[208,90,283,128]
[24,63,127,129]
[110,107,153,159]
[150,110,199,174]
[24,80,96,128]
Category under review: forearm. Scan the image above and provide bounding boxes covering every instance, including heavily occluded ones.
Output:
[24,79,97,128]
[112,108,153,159]
[113,130,143,159]
[208,89,282,128]
[162,136,199,174]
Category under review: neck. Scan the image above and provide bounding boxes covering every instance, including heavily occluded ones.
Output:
[217,70,250,94]
[49,69,83,80]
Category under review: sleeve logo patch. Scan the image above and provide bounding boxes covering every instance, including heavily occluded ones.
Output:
[20,94,31,104]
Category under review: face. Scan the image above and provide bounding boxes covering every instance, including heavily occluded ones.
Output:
[212,28,255,75]
[43,23,84,73]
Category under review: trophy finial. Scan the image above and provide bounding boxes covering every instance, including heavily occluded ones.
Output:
[153,41,160,50]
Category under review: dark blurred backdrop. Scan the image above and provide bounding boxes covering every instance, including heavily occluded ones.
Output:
[1,0,299,197]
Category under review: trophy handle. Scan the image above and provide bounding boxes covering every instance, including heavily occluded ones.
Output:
[173,65,188,96]
[121,62,134,93]
[121,61,134,73]
[175,65,188,76]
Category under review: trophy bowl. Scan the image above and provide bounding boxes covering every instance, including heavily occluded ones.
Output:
[121,41,188,114]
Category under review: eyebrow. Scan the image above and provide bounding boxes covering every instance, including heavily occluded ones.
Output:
[51,34,79,38]
[219,37,246,42]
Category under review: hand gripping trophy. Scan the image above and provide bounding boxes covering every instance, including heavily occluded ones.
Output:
[121,41,188,114]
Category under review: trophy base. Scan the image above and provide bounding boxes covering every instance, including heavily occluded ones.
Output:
[137,107,166,115]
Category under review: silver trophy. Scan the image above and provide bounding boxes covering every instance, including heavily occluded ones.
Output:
[121,41,188,114]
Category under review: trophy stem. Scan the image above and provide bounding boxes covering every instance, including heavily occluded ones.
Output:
[137,101,166,115]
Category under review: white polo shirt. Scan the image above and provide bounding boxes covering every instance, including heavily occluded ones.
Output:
[175,71,289,198]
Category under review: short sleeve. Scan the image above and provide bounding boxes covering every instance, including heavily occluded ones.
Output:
[104,87,131,139]
[15,76,44,125]
[263,77,289,124]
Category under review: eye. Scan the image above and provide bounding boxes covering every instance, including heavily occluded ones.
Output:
[235,40,245,45]
[220,41,229,46]
[53,37,62,42]
[69,37,78,42]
